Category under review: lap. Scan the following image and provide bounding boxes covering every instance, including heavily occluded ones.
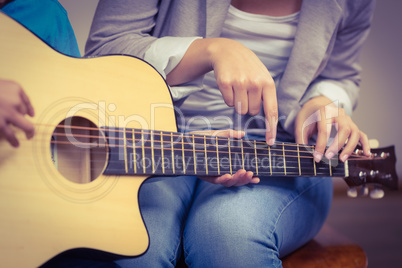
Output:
[183,176,333,267]
[43,176,332,268]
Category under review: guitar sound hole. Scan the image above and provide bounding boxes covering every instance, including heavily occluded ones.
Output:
[50,117,107,184]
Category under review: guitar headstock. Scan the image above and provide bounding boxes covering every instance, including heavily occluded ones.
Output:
[344,145,398,199]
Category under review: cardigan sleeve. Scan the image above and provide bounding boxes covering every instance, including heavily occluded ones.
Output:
[85,0,204,100]
[300,0,375,115]
[85,0,160,58]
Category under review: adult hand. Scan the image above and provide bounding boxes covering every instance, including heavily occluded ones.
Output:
[0,79,35,147]
[166,38,278,145]
[189,129,260,187]
[294,96,370,162]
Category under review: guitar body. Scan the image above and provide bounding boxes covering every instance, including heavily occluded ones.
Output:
[0,12,176,267]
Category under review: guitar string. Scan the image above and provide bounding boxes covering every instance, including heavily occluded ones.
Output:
[47,140,345,165]
[46,136,347,175]
[36,123,318,150]
[49,132,320,158]
[36,124,371,160]
[23,127,353,176]
[23,123,370,178]
[10,151,343,176]
[23,137,368,175]
[42,139,370,182]
[45,138,367,163]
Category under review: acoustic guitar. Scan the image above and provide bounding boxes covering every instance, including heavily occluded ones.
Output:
[0,12,398,267]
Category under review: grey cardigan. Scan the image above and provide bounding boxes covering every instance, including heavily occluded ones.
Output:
[86,0,375,135]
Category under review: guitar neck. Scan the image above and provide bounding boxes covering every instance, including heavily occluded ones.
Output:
[103,128,346,178]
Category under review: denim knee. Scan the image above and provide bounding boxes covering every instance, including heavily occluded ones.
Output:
[182,177,332,267]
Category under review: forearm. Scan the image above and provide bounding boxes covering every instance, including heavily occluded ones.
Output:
[166,38,215,86]
[165,37,250,86]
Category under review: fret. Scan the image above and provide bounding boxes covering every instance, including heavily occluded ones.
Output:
[332,163,346,177]
[151,131,164,174]
[205,136,219,176]
[241,139,245,170]
[327,157,345,177]
[142,129,155,174]
[160,131,165,174]
[192,134,197,174]
[123,128,135,174]
[254,140,259,176]
[156,132,167,174]
[228,138,232,174]
[133,130,145,174]
[282,143,287,176]
[298,145,316,177]
[132,129,137,174]
[159,132,174,175]
[297,144,301,176]
[216,136,220,175]
[255,143,271,175]
[313,152,342,177]
[141,130,146,174]
[168,133,190,176]
[181,133,186,174]
[269,143,286,176]
[151,131,155,174]
[315,160,332,177]
[229,139,243,172]
[215,136,232,174]
[296,144,344,177]
[329,158,332,176]
[191,134,208,176]
[171,132,175,174]
[181,134,197,175]
[344,160,349,177]
[282,143,300,176]
[123,128,128,173]
[268,145,272,175]
[204,136,208,175]
[241,140,259,175]
[313,153,317,176]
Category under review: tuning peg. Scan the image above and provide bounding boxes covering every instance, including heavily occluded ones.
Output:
[347,187,358,198]
[360,185,369,197]
[370,187,385,199]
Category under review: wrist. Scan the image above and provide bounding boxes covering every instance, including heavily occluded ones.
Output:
[304,95,335,109]
[165,38,215,86]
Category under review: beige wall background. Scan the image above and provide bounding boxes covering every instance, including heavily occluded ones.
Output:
[59,0,402,185]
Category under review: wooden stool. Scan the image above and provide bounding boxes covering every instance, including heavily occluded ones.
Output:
[282,224,367,268]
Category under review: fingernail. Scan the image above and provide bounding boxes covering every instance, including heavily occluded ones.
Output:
[268,138,275,146]
[326,151,335,160]
[341,154,349,162]
[314,152,323,162]
[252,177,260,184]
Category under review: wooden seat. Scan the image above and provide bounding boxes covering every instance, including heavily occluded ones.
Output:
[282,224,367,268]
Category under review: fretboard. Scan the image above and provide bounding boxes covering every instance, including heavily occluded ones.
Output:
[103,128,346,177]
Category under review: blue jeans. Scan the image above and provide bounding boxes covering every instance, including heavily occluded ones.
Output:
[115,175,333,267]
[43,175,332,268]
